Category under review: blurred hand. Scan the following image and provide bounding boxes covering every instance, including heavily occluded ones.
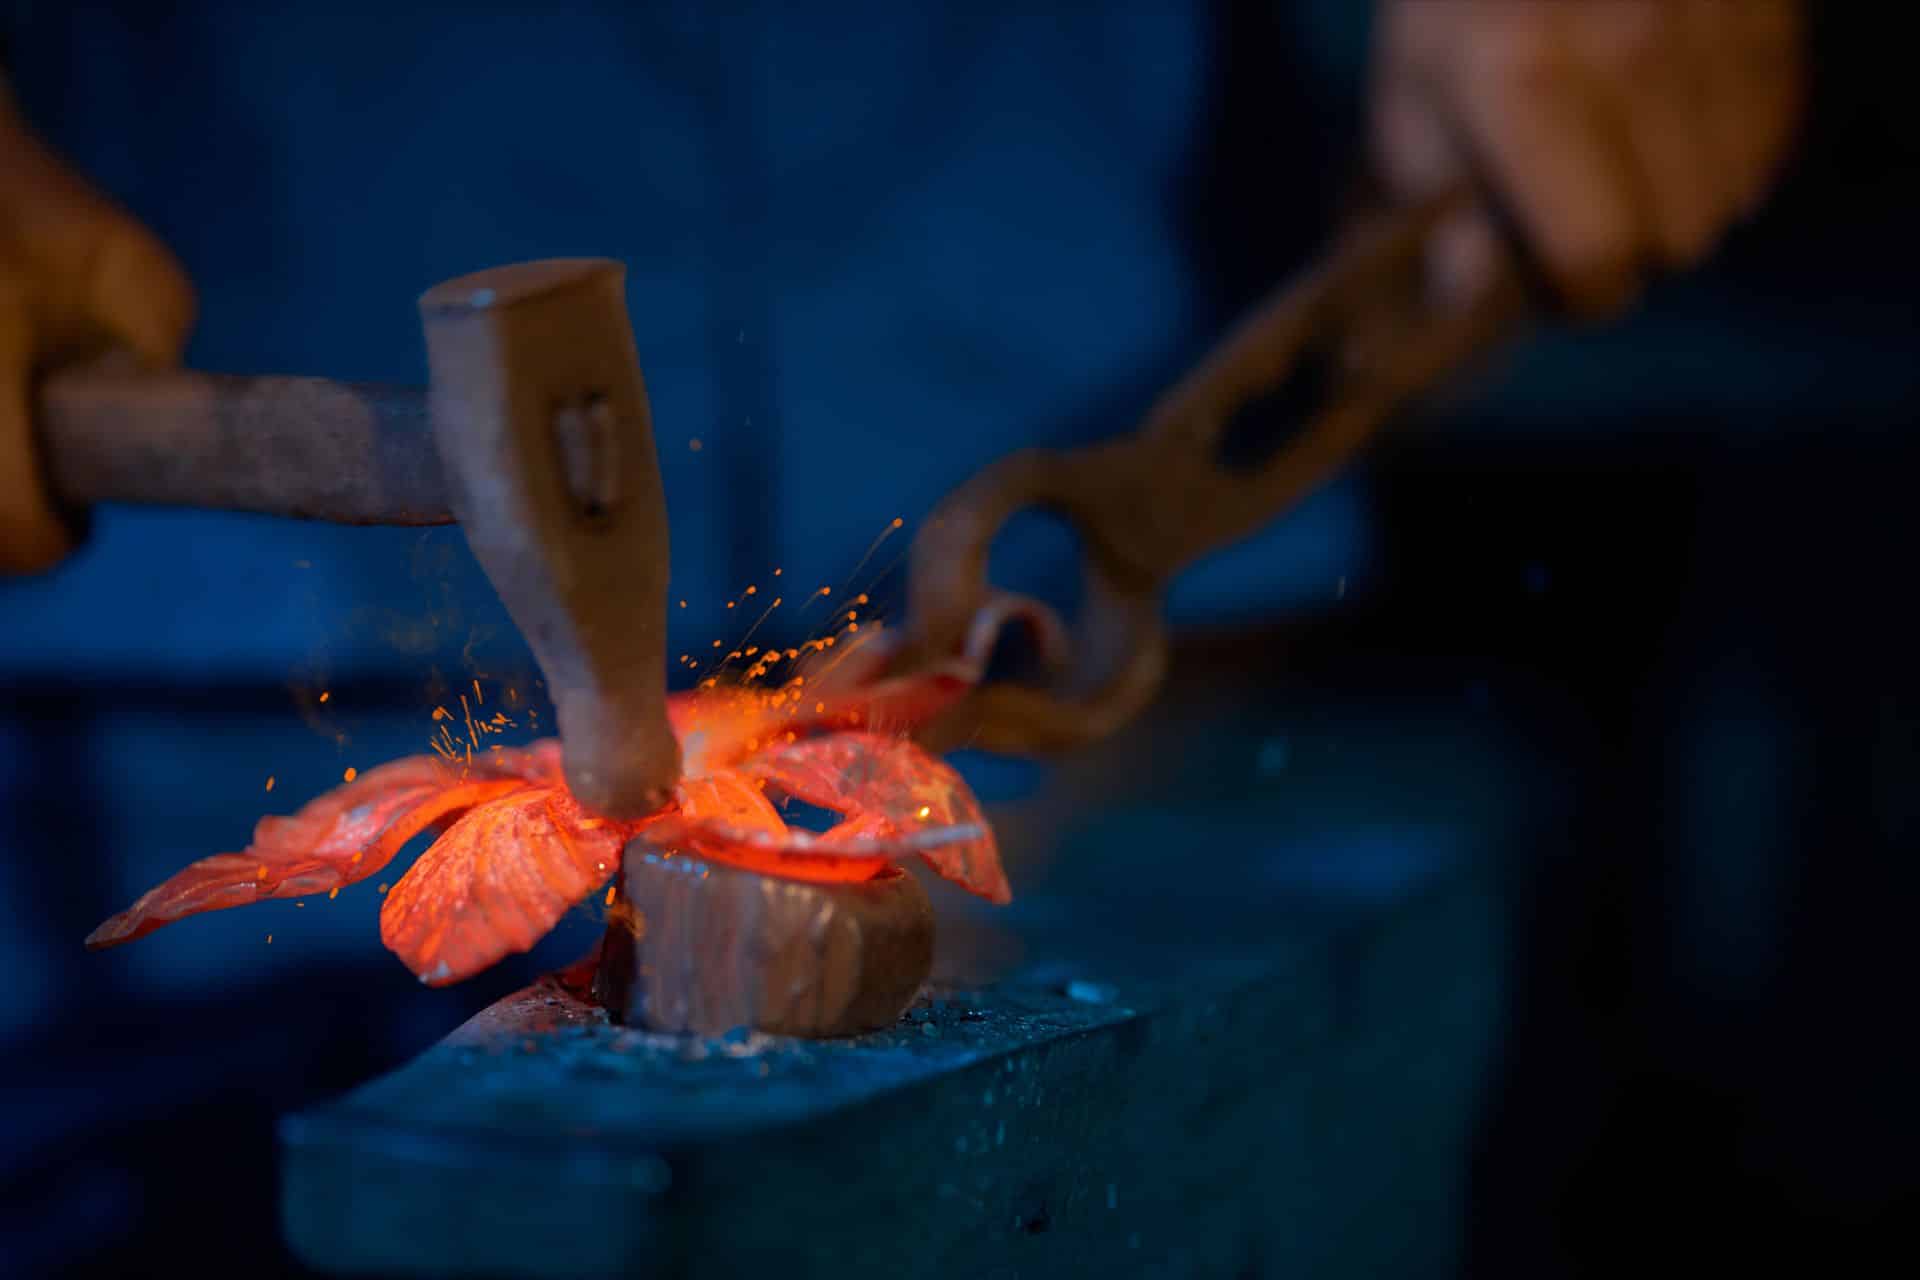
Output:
[1372,0,1805,316]
[2,83,193,572]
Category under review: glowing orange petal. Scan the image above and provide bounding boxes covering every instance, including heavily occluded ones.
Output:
[244,756,454,865]
[85,757,533,950]
[665,661,976,776]
[380,786,626,986]
[653,771,859,880]
[639,732,1007,901]
[640,820,891,884]
[353,778,534,869]
[675,772,785,839]
[916,831,1010,906]
[818,810,892,845]
[478,739,565,785]
[746,733,955,827]
[746,733,1010,904]
[87,605,1017,987]
[639,797,990,889]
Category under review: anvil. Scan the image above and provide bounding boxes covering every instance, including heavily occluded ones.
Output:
[278,645,1542,1278]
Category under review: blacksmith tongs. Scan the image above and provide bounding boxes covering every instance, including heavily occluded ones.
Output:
[888,190,1534,754]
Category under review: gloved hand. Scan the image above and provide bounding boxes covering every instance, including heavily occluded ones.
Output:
[1372,0,1806,316]
[1,81,194,572]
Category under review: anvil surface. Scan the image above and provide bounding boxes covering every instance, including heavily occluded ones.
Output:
[281,645,1561,1278]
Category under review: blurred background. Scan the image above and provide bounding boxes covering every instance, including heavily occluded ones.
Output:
[2,1,1915,1275]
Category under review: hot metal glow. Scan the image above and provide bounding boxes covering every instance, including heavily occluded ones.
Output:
[85,640,1007,988]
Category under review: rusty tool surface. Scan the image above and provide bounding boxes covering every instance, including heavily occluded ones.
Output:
[895,195,1531,755]
[419,262,678,816]
[32,259,679,817]
[38,371,450,524]
[595,850,935,1038]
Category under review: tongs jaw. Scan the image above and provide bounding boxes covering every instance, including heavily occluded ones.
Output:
[891,192,1532,755]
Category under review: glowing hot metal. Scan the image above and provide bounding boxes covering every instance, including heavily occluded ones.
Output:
[86,654,1009,988]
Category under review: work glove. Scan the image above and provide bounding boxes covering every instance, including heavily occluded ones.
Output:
[1,78,194,572]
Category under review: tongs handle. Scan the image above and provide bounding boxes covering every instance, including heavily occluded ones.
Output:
[898,191,1532,754]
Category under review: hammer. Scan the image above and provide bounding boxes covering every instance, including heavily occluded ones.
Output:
[31,259,681,819]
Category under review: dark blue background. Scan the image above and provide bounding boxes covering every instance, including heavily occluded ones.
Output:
[4,3,1917,1275]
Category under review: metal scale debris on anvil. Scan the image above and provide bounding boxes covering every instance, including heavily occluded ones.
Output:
[50,191,1532,1274]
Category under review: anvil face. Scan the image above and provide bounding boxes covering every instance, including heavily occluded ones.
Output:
[279,669,1534,1277]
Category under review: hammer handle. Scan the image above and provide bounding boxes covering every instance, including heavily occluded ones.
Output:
[37,369,453,525]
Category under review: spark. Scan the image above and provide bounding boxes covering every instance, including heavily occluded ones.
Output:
[328,887,340,900]
[689,437,703,452]
[472,679,483,705]
[721,592,786,668]
[318,691,331,704]
[343,767,358,782]
[267,934,273,944]
[916,805,932,820]
[265,776,275,792]
[604,884,617,906]
[835,518,907,598]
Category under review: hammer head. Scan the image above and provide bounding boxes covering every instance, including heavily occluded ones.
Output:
[419,260,679,818]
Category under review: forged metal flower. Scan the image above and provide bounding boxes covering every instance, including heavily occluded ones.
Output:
[86,662,1008,987]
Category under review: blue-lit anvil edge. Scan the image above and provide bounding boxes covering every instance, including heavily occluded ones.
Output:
[278,672,1538,1278]
[279,857,1502,1277]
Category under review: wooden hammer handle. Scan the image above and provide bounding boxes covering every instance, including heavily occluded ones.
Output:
[36,368,453,525]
